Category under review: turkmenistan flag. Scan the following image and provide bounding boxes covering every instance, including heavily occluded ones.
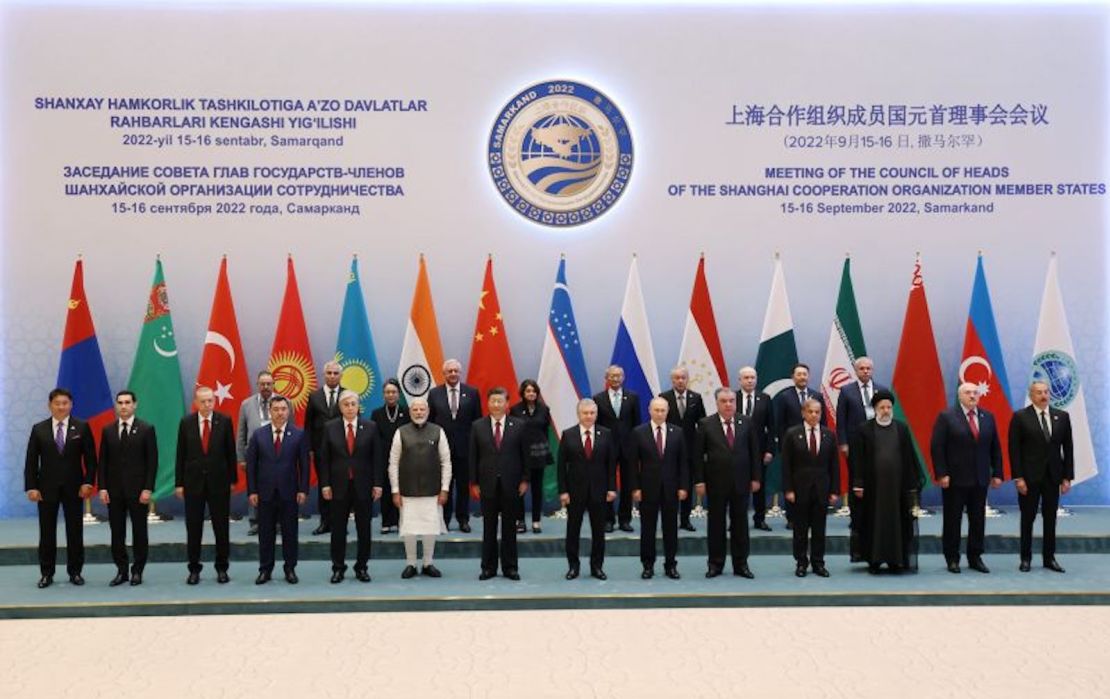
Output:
[128,258,186,500]
[819,256,868,491]
[754,253,798,493]
[335,256,384,414]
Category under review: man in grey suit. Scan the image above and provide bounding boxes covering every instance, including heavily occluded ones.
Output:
[237,370,282,536]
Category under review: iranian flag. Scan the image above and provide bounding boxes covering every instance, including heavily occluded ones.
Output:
[676,254,728,408]
[396,254,445,403]
[466,256,519,400]
[818,257,867,492]
[891,255,946,489]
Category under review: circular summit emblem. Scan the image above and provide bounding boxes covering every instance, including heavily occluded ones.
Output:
[1031,350,1080,408]
[488,80,633,227]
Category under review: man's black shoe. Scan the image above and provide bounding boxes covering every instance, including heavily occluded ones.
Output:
[110,572,129,587]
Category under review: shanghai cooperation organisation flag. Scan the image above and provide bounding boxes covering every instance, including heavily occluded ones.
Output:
[609,256,661,422]
[335,256,384,413]
[1029,254,1097,484]
[127,258,186,500]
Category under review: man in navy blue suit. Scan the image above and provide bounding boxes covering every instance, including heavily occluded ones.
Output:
[930,382,1003,574]
[835,357,887,561]
[247,396,310,584]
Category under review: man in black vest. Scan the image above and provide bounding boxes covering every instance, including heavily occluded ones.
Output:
[469,387,530,580]
[1009,380,1073,573]
[25,388,97,588]
[98,390,158,586]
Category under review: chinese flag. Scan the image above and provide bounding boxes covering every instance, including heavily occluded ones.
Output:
[196,256,251,491]
[466,256,519,405]
[267,256,317,429]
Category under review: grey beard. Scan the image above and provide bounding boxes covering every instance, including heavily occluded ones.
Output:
[876,415,894,427]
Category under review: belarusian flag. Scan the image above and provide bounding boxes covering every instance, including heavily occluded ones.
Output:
[127,258,186,500]
[196,256,250,492]
[466,256,519,400]
[267,256,317,428]
[754,253,799,493]
[1029,254,1097,484]
[818,256,867,491]
[677,254,728,408]
[891,255,946,489]
[396,254,445,403]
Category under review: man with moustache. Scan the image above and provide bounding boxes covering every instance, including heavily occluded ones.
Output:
[771,363,826,528]
[237,370,282,536]
[782,398,839,578]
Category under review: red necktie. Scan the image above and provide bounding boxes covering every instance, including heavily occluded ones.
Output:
[655,425,664,457]
[347,423,356,479]
[725,421,735,447]
[201,417,211,455]
[274,431,282,456]
[967,410,979,440]
[494,421,502,450]
[584,430,593,459]
[809,426,818,456]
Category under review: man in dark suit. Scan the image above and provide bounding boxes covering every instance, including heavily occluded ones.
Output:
[469,387,530,580]
[427,358,483,531]
[592,364,641,532]
[237,370,282,536]
[771,363,826,528]
[319,390,382,583]
[659,366,704,532]
[247,395,310,584]
[738,366,775,531]
[1009,381,1073,573]
[835,357,887,561]
[558,398,618,580]
[97,390,157,586]
[694,388,762,579]
[24,388,97,588]
[175,385,238,585]
[931,382,1003,574]
[629,397,688,579]
[782,398,840,577]
[304,360,345,536]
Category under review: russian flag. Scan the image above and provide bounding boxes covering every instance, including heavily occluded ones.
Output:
[959,254,1015,479]
[57,259,115,456]
[609,256,661,422]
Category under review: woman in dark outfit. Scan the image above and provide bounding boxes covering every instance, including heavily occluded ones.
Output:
[509,379,553,533]
[850,390,922,574]
[370,378,409,534]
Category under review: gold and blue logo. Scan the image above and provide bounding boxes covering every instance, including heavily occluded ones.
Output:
[488,80,633,226]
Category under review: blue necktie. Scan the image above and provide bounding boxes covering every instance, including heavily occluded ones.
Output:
[55,422,65,454]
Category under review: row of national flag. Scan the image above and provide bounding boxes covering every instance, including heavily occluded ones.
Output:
[55,251,1097,506]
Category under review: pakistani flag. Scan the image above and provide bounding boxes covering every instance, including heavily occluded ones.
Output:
[128,258,186,501]
[335,256,384,413]
[754,254,798,493]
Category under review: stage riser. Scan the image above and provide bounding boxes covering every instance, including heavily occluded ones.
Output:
[3,534,1108,566]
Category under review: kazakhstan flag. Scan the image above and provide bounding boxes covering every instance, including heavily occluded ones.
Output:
[335,256,384,413]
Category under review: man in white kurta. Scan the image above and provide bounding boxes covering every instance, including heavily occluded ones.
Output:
[389,397,452,578]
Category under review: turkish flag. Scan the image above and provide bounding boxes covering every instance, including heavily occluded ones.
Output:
[196,257,251,491]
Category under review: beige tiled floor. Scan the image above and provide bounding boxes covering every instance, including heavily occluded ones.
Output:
[0,606,1103,698]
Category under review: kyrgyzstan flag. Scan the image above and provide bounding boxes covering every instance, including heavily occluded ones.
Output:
[958,254,1014,479]
[57,258,115,478]
[196,256,251,491]
[267,256,317,428]
[466,255,519,403]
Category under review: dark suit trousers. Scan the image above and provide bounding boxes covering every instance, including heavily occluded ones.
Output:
[185,486,230,573]
[379,477,399,528]
[481,479,520,573]
[108,497,149,574]
[792,492,828,567]
[317,484,331,523]
[752,478,793,523]
[519,466,546,522]
[1019,478,1060,562]
[258,496,299,573]
[566,495,606,570]
[444,459,471,525]
[707,488,750,570]
[639,487,679,566]
[608,458,634,526]
[329,481,371,572]
[941,484,987,562]
[37,489,84,576]
[679,466,694,524]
